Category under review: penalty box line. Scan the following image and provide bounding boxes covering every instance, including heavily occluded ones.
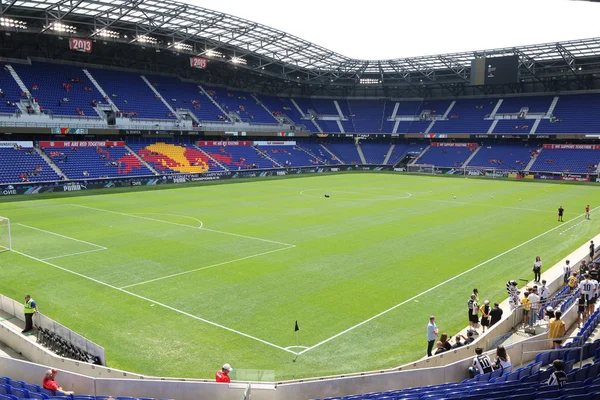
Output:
[297,205,600,356]
[11,248,299,356]
[69,204,295,247]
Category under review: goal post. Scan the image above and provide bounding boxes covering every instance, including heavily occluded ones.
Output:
[0,216,12,252]
[407,164,438,175]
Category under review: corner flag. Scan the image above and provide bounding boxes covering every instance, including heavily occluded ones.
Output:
[295,320,299,332]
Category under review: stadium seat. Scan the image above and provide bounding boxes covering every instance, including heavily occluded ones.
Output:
[8,389,28,399]
[0,386,10,396]
[534,390,560,399]
[0,395,18,400]
[28,393,49,400]
[0,380,10,387]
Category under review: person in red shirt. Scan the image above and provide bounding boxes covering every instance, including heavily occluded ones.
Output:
[42,369,74,395]
[216,363,233,383]
[586,205,591,220]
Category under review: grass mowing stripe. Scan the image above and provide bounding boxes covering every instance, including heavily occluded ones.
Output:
[297,204,600,356]
[120,245,295,289]
[71,203,295,247]
[10,248,299,356]
[14,223,107,249]
[41,248,107,261]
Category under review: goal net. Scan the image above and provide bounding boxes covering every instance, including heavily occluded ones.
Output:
[0,217,11,252]
[407,164,438,175]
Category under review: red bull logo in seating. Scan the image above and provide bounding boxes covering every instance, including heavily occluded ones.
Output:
[139,143,211,173]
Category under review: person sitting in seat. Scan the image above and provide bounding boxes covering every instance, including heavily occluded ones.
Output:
[43,369,74,396]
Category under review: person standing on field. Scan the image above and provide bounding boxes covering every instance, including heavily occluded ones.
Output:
[586,205,591,220]
[558,206,564,222]
[427,315,438,357]
[23,294,38,334]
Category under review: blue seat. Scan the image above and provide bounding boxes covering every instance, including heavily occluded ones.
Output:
[587,362,600,379]
[590,393,600,400]
[0,380,9,387]
[536,352,551,366]
[517,367,532,380]
[504,395,534,400]
[47,398,69,400]
[0,386,9,396]
[28,393,49,400]
[23,384,41,393]
[8,382,24,390]
[559,395,588,400]
[506,370,523,382]
[534,391,560,399]
[72,397,95,400]
[8,389,27,399]
[0,395,18,400]
[560,387,586,396]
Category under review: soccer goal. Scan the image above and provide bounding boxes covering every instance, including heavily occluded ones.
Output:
[0,216,12,252]
[407,164,438,175]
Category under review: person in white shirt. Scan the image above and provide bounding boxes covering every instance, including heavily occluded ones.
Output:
[493,345,512,372]
[468,347,493,378]
[580,274,595,321]
[539,280,550,319]
[529,288,541,327]
[509,291,521,311]
[563,260,571,287]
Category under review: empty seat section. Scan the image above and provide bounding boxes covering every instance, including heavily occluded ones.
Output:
[530,148,600,174]
[325,143,361,164]
[128,141,224,173]
[497,95,553,113]
[537,94,600,134]
[387,143,427,165]
[144,76,225,122]
[468,144,535,170]
[197,144,270,169]
[255,95,316,132]
[88,69,172,119]
[256,144,323,166]
[0,67,26,114]
[396,120,431,134]
[203,86,277,123]
[12,62,98,117]
[300,143,342,164]
[347,100,387,133]
[0,147,60,184]
[492,120,532,134]
[41,143,152,179]
[360,142,391,164]
[415,144,477,167]
[431,98,496,134]
[315,120,341,133]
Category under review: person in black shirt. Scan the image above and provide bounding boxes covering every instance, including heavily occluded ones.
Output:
[489,303,504,326]
[590,240,596,262]
[558,206,564,222]
[547,359,567,388]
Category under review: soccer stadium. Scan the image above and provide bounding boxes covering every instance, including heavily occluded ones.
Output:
[1,0,600,398]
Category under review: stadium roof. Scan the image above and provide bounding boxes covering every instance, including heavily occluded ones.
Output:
[3,0,600,86]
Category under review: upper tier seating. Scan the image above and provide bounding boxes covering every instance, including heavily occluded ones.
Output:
[431,99,497,134]
[88,69,172,119]
[0,147,59,184]
[497,95,553,114]
[493,120,532,134]
[395,100,422,115]
[537,94,600,134]
[417,99,453,116]
[256,145,324,166]
[347,100,387,133]
[294,98,339,116]
[204,86,277,124]
[255,95,316,132]
[468,144,535,170]
[396,120,432,134]
[128,142,225,173]
[0,67,25,114]
[144,76,226,122]
[315,119,341,133]
[529,148,600,174]
[415,145,477,167]
[325,143,362,164]
[360,142,391,164]
[41,144,153,179]
[12,62,99,117]
[197,145,274,169]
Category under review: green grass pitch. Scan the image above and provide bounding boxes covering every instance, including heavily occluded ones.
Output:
[0,172,598,380]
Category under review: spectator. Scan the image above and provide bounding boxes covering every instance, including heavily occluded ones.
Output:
[568,272,578,292]
[545,306,555,321]
[452,334,468,349]
[548,310,566,349]
[539,280,550,309]
[493,345,512,372]
[521,292,531,324]
[509,290,521,312]
[480,300,491,332]
[216,363,232,383]
[489,302,503,326]
[440,333,452,351]
[533,256,542,283]
[507,280,519,295]
[529,287,541,327]
[22,294,38,333]
[434,341,446,355]
[426,315,438,357]
[468,347,493,378]
[591,240,596,262]
[578,293,586,328]
[547,359,567,388]
[468,294,480,334]
[464,330,476,345]
[43,369,74,396]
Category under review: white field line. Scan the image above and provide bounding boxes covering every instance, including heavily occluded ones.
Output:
[11,249,298,355]
[131,213,203,228]
[560,219,588,235]
[297,205,600,356]
[42,248,106,261]
[408,197,550,213]
[120,245,295,289]
[14,223,107,249]
[70,204,294,247]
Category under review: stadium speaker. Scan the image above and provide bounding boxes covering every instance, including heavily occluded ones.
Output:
[107,111,116,126]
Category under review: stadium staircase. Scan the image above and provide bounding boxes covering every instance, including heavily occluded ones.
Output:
[124,143,158,175]
[442,100,457,118]
[546,96,560,116]
[488,99,503,118]
[5,65,39,114]
[390,102,399,119]
[320,144,340,163]
[290,98,306,117]
[461,145,481,167]
[383,144,395,164]
[255,147,282,167]
[197,84,229,119]
[392,119,401,134]
[5,65,30,98]
[529,119,542,135]
[487,119,499,134]
[311,119,324,133]
[356,143,367,164]
[409,145,430,166]
[141,75,179,118]
[251,94,276,120]
[193,144,229,171]
[296,145,325,163]
[333,100,345,118]
[34,147,67,179]
[336,120,345,133]
[82,69,118,111]
[424,120,436,134]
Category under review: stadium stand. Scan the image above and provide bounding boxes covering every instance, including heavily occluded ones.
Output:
[255,95,317,132]
[415,144,477,167]
[430,99,496,134]
[496,95,553,114]
[492,119,533,134]
[0,67,26,114]
[204,86,277,123]
[87,68,173,119]
[467,144,535,170]
[359,141,392,164]
[386,143,427,165]
[0,147,60,184]
[128,141,225,173]
[196,144,275,169]
[255,144,324,166]
[325,142,362,164]
[529,148,600,174]
[347,100,387,133]
[396,120,432,134]
[143,76,225,122]
[300,142,343,164]
[40,143,153,179]
[537,94,600,134]
[11,62,99,117]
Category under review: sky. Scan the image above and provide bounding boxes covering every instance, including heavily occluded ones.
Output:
[182,0,599,60]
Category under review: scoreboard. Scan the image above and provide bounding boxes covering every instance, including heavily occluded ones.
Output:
[471,55,519,85]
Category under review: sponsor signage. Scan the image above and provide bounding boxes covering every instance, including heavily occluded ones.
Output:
[189,57,208,70]
[424,134,448,139]
[430,142,476,147]
[51,128,88,135]
[543,144,600,150]
[0,141,34,148]
[69,37,92,53]
[197,141,252,146]
[39,141,124,148]
[253,141,296,146]
[0,185,17,196]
